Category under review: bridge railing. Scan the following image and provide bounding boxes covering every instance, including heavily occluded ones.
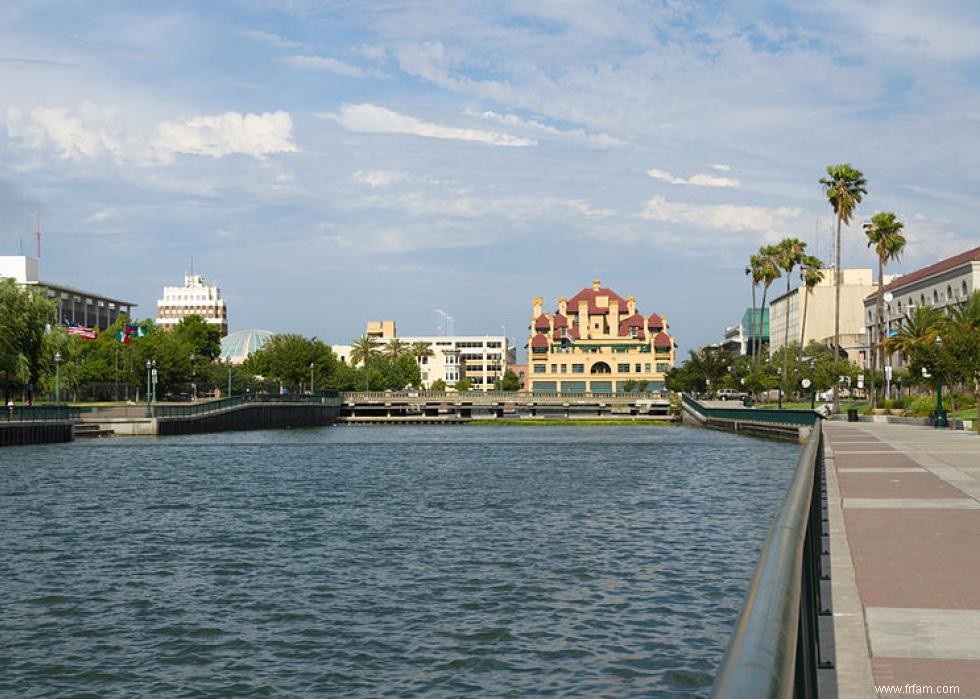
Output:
[681,393,819,427]
[153,392,341,418]
[3,405,80,422]
[342,390,670,401]
[711,420,830,697]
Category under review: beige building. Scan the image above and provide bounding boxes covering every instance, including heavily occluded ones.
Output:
[334,320,515,391]
[156,273,228,337]
[768,268,884,368]
[527,279,675,394]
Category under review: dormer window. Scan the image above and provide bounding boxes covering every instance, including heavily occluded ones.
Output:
[630,326,638,338]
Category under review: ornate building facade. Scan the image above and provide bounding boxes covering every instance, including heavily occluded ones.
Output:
[527,279,675,394]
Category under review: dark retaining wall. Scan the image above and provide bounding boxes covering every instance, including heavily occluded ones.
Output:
[157,403,338,436]
[0,421,74,447]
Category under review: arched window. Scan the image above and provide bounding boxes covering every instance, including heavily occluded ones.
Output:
[920,293,926,305]
[947,284,953,301]
[897,301,902,313]
[933,289,939,304]
[963,281,970,297]
[590,361,612,374]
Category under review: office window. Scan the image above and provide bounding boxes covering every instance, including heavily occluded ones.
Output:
[551,364,557,373]
[656,362,670,373]
[534,364,546,374]
[561,364,567,373]
[572,364,584,374]
[644,363,651,372]
[617,363,629,372]
[635,364,641,372]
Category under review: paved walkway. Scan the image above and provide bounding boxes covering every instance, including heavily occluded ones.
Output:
[824,421,980,697]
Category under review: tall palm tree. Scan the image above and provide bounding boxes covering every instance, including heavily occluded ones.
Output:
[775,238,807,399]
[797,255,825,372]
[349,335,381,367]
[410,341,433,364]
[820,163,867,411]
[755,245,782,367]
[384,338,409,360]
[746,258,760,359]
[884,305,941,365]
[863,211,906,406]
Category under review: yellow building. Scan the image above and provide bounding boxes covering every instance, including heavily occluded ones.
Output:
[527,279,676,394]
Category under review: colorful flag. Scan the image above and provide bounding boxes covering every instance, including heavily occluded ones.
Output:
[65,321,97,340]
[116,330,132,345]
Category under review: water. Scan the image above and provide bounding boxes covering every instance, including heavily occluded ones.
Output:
[1,425,798,697]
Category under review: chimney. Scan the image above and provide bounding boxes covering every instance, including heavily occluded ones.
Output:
[592,278,601,291]
[558,295,567,316]
[627,295,636,315]
[579,300,590,339]
[533,296,543,318]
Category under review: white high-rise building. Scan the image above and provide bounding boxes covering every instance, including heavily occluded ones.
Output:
[156,273,228,336]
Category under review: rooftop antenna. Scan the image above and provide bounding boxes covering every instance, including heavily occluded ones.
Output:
[35,209,41,259]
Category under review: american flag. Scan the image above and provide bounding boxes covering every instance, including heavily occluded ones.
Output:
[65,321,98,340]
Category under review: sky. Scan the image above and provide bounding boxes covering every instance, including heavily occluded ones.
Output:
[2,1,979,358]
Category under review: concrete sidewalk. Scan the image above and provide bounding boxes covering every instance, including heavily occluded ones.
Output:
[824,422,980,697]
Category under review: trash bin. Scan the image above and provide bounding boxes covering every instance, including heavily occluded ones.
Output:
[742,396,753,408]
[847,408,859,422]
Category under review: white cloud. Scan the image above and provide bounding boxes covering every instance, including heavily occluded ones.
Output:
[710,164,731,172]
[152,111,298,161]
[5,106,298,163]
[353,169,408,187]
[476,110,623,147]
[84,207,120,223]
[640,195,801,237]
[243,30,303,50]
[647,167,740,188]
[279,55,368,78]
[319,103,536,147]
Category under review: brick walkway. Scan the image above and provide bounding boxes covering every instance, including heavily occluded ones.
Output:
[824,422,980,697]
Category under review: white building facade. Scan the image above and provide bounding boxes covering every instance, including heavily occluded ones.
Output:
[156,274,228,336]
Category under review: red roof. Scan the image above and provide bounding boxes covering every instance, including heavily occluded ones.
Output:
[568,286,629,314]
[530,334,549,349]
[618,312,645,335]
[647,313,663,330]
[653,331,672,349]
[534,315,550,330]
[882,246,980,294]
[553,312,568,328]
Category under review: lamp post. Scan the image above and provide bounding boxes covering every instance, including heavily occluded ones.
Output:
[145,359,152,416]
[309,362,315,395]
[934,335,948,428]
[227,361,233,398]
[189,353,196,401]
[54,352,62,404]
[777,367,783,409]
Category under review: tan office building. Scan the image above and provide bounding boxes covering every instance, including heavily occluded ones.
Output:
[768,268,882,368]
[527,279,675,394]
[156,273,228,337]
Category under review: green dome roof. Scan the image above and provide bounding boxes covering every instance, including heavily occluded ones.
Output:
[220,329,274,364]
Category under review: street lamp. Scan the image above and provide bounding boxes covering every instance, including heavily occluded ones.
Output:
[54,352,63,404]
[934,335,948,428]
[145,359,157,417]
[189,353,196,401]
[777,367,783,409]
[309,362,315,395]
[145,359,152,416]
[226,361,233,398]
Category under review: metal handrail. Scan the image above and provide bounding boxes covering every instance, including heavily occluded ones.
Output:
[153,392,341,418]
[682,394,819,427]
[342,390,670,400]
[3,405,79,422]
[712,421,827,697]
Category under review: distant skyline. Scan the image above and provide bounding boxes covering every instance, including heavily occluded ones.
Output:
[2,1,979,358]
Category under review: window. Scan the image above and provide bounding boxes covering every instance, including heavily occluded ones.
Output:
[933,289,939,304]
[572,364,585,373]
[920,293,926,305]
[656,362,670,373]
[534,364,546,374]
[561,364,567,373]
[630,326,637,338]
[644,363,651,372]
[617,363,630,372]
[963,281,969,297]
[635,364,641,372]
[551,364,557,373]
[947,285,953,301]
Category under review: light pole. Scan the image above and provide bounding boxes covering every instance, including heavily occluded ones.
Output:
[145,359,152,416]
[54,352,62,404]
[934,335,948,428]
[309,362,315,395]
[189,353,196,401]
[777,367,783,409]
[227,361,233,398]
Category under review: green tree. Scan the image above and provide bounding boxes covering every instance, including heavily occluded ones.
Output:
[775,238,807,399]
[797,255,825,372]
[384,338,409,360]
[754,245,781,366]
[430,378,447,392]
[453,377,473,392]
[941,291,980,429]
[243,334,338,393]
[498,369,520,391]
[863,211,906,407]
[820,163,868,410]
[349,335,381,366]
[174,314,222,360]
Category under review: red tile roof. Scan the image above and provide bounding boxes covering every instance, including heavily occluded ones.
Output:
[647,313,663,330]
[653,331,672,349]
[618,312,646,337]
[568,286,629,314]
[882,245,980,294]
[530,333,549,349]
[553,312,568,328]
[534,315,551,330]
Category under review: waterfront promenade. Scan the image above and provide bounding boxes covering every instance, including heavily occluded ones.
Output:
[825,422,980,696]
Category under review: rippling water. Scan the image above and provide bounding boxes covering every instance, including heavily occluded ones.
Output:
[1,425,797,697]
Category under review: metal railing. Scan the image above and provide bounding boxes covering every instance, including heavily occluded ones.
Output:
[343,390,670,401]
[3,405,80,422]
[712,420,830,697]
[682,394,819,427]
[153,392,340,418]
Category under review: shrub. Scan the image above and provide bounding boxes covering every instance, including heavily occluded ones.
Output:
[891,397,905,409]
[881,399,894,410]
[907,395,934,417]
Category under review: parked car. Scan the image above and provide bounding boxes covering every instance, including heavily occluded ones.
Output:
[717,388,748,401]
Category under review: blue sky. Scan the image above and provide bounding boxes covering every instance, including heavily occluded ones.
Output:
[2,1,979,357]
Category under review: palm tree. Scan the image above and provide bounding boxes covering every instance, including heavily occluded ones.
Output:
[746,258,760,358]
[863,211,906,406]
[384,338,409,360]
[820,163,867,411]
[754,245,782,367]
[944,291,980,430]
[349,335,381,367]
[884,305,941,365]
[410,341,433,364]
[797,255,825,372]
[775,238,807,400]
